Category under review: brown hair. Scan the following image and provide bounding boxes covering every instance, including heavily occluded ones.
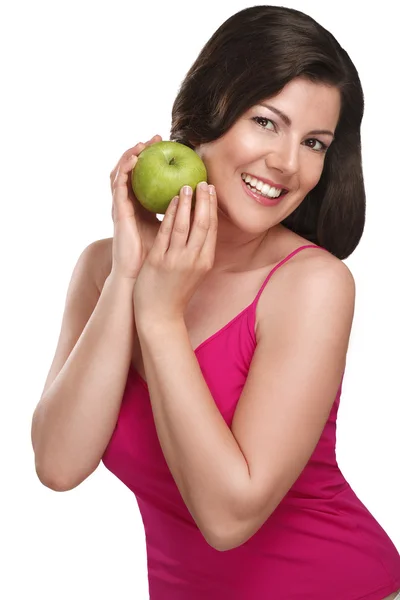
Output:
[170,6,365,259]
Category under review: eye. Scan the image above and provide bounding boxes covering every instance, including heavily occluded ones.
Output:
[252,116,276,131]
[252,116,329,154]
[304,139,328,153]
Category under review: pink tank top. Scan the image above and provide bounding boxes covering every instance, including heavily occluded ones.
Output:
[102,244,400,599]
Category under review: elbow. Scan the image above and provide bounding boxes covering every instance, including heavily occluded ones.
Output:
[203,515,249,552]
[207,527,244,552]
[211,508,276,551]
[205,502,265,552]
[192,515,235,552]
[207,535,233,552]
[35,468,73,492]
[34,459,83,492]
[209,520,258,552]
[208,488,259,551]
[200,490,255,552]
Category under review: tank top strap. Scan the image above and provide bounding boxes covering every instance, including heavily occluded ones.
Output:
[252,244,330,305]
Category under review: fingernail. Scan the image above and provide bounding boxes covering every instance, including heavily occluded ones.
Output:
[208,184,215,194]
[200,181,208,191]
[183,185,192,195]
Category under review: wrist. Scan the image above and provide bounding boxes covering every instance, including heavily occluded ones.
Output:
[106,271,137,292]
[135,313,186,338]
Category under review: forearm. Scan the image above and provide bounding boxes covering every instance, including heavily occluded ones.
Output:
[32,273,136,490]
[136,317,250,546]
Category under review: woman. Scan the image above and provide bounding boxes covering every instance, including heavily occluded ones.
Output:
[31,5,400,599]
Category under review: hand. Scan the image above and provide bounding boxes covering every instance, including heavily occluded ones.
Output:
[109,134,162,281]
[133,182,218,324]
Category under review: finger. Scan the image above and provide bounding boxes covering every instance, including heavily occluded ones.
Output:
[112,154,138,223]
[111,152,140,221]
[110,142,144,180]
[151,195,180,255]
[109,135,162,184]
[168,185,193,250]
[144,134,162,145]
[112,153,138,192]
[125,134,162,157]
[121,135,162,161]
[111,145,143,201]
[200,185,218,262]
[186,182,211,252]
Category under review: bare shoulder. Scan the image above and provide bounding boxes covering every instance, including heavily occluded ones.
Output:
[256,228,356,337]
[297,246,355,291]
[271,228,352,282]
[278,242,355,301]
[295,245,354,281]
[259,243,355,340]
[271,227,355,289]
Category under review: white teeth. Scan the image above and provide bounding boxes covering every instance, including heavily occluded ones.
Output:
[241,173,285,199]
[261,183,270,195]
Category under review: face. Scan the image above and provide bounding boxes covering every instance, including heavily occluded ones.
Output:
[195,77,341,236]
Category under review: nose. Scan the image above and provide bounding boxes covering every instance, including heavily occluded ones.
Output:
[265,137,299,177]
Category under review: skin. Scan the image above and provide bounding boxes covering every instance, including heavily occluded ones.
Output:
[193,76,342,273]
[128,77,353,554]
[97,78,400,593]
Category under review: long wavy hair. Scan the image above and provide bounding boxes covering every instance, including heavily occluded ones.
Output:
[170,5,365,259]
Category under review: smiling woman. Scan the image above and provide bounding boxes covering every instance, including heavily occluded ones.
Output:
[31,4,400,600]
[190,77,341,229]
[171,8,365,261]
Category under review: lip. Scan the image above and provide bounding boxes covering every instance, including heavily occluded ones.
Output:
[242,172,289,191]
[241,178,285,207]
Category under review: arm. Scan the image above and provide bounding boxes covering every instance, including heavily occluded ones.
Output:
[137,316,250,550]
[31,242,136,491]
[136,256,355,551]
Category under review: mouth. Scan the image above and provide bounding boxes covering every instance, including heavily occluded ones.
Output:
[241,173,289,200]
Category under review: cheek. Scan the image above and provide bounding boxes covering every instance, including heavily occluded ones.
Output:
[301,160,325,191]
[199,146,224,177]
[202,151,231,184]
[232,134,265,165]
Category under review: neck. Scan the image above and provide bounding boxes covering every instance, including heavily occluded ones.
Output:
[205,207,279,274]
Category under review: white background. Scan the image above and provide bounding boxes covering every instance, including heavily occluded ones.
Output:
[1,0,399,598]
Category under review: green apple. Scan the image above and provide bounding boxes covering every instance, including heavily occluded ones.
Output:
[131,141,207,214]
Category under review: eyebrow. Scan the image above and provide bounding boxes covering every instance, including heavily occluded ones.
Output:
[259,103,335,138]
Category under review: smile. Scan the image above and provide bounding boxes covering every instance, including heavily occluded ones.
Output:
[241,173,289,199]
[241,176,287,207]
